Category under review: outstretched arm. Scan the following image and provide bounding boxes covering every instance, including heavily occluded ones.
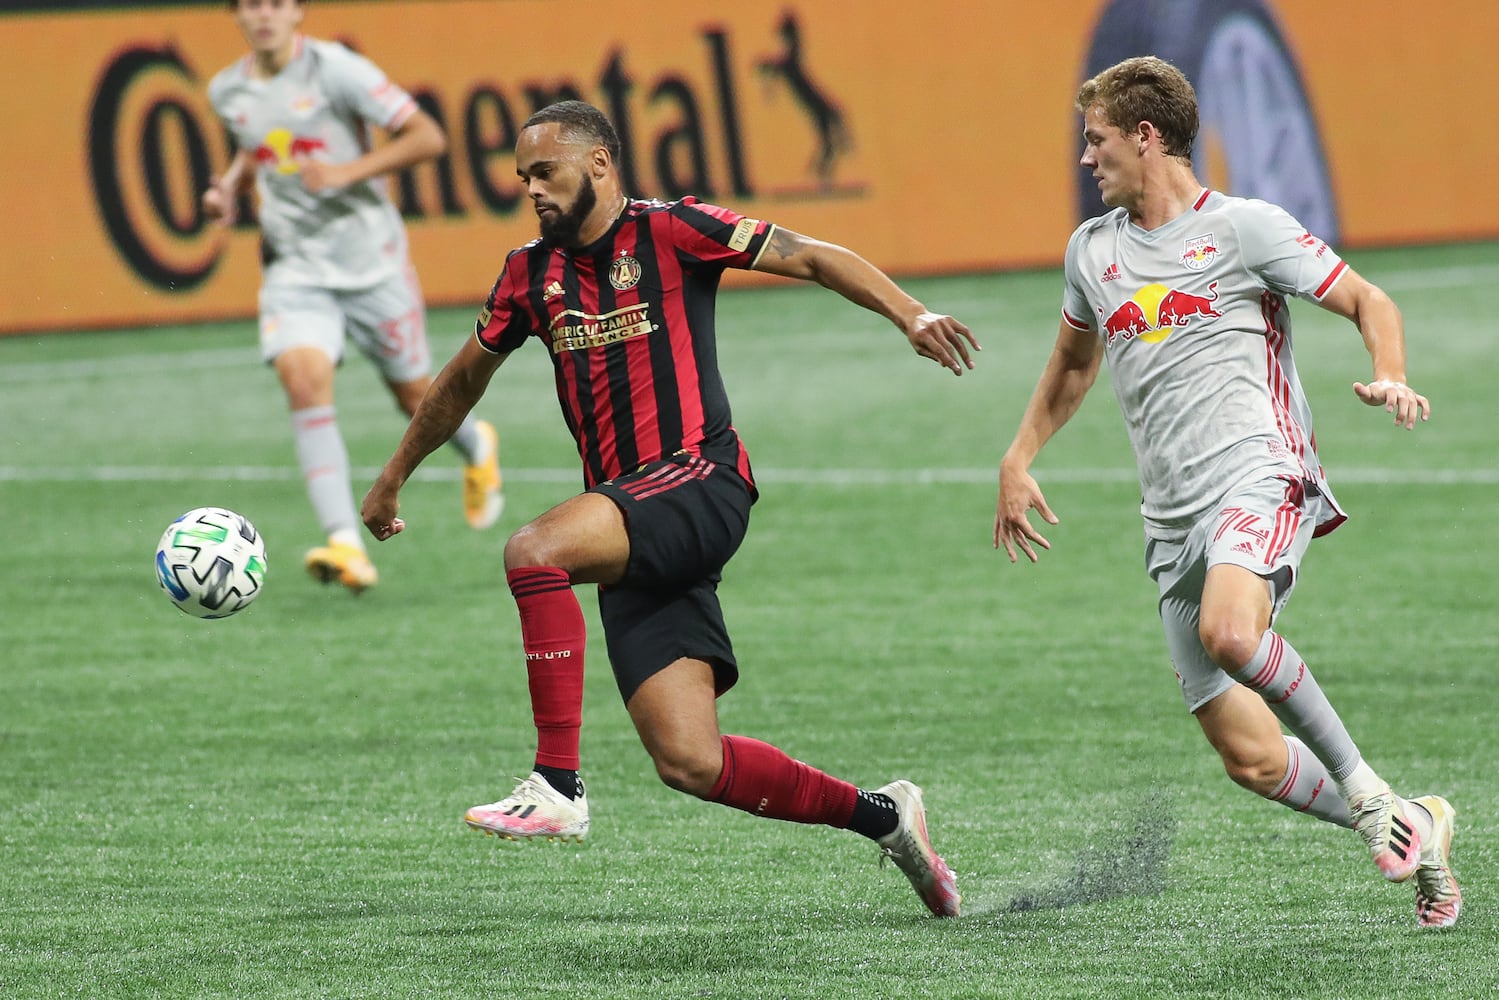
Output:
[994,320,1102,562]
[751,226,980,375]
[300,108,447,194]
[1317,268,1431,429]
[362,337,507,540]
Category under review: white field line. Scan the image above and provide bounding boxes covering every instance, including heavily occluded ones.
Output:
[0,347,258,384]
[2,465,1497,485]
[1,264,1494,383]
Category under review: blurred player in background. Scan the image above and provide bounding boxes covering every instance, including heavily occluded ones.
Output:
[361,101,974,917]
[994,56,1458,929]
[203,0,502,593]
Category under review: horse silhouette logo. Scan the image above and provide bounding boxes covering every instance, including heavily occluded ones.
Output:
[757,12,853,187]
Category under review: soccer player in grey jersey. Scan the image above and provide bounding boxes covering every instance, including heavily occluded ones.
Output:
[203,0,503,593]
[994,56,1458,929]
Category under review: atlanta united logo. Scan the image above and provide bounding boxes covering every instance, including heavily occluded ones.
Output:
[609,255,643,290]
[1181,233,1218,271]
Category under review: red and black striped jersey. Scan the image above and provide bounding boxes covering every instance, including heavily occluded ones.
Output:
[475,196,774,493]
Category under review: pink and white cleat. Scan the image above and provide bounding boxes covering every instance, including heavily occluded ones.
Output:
[1350,786,1421,883]
[875,779,961,917]
[464,772,588,843]
[1412,795,1462,929]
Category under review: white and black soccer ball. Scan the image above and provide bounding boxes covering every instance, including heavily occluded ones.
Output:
[154,507,268,619]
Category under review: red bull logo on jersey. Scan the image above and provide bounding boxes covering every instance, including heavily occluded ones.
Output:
[1101,281,1221,346]
[1181,233,1218,271]
[254,127,327,174]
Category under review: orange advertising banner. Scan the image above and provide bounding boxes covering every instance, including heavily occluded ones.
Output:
[2,1,1497,333]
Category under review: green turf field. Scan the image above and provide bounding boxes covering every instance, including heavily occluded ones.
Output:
[2,243,1495,998]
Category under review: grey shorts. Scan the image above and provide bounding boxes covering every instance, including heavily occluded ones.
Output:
[1146,477,1322,712]
[257,264,431,384]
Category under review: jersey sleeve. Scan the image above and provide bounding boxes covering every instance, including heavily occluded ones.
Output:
[665,198,775,272]
[475,254,538,354]
[319,43,420,131]
[206,68,252,158]
[1233,199,1348,302]
[1060,223,1095,330]
[207,69,233,125]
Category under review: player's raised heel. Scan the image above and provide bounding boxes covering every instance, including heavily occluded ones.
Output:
[1411,795,1461,929]
[875,779,960,917]
[304,540,378,593]
[462,420,504,530]
[464,771,589,842]
[1350,787,1421,883]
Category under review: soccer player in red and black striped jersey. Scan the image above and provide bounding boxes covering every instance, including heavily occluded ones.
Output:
[362,101,974,917]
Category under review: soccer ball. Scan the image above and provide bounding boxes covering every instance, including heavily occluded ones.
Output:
[154,507,268,619]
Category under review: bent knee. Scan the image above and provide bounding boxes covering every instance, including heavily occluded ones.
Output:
[1199,620,1265,671]
[650,747,723,799]
[503,524,554,570]
[1220,746,1286,796]
[389,378,429,416]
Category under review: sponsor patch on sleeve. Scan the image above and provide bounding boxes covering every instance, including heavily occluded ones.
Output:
[477,304,492,329]
[727,218,759,253]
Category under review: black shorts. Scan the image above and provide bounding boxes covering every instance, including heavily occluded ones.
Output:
[591,454,754,703]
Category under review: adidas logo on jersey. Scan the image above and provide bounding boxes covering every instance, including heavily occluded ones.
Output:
[1100,263,1120,283]
[1231,541,1258,555]
[543,280,564,300]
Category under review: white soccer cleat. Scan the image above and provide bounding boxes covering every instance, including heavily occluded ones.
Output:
[1349,786,1421,883]
[464,771,588,843]
[462,420,504,530]
[875,779,960,917]
[1411,795,1462,929]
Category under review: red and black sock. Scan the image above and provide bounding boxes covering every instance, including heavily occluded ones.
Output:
[708,735,895,837]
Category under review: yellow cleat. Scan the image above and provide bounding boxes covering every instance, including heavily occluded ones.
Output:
[304,540,378,594]
[463,419,504,530]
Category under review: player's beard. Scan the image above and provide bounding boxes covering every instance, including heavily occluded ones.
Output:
[539,174,598,248]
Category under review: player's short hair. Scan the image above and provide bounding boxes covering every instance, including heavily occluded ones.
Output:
[1076,56,1198,160]
[523,101,622,166]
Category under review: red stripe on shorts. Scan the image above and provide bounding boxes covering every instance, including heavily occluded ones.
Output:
[621,456,713,500]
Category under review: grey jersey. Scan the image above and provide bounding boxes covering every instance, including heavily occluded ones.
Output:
[209,36,417,289]
[1062,189,1349,541]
